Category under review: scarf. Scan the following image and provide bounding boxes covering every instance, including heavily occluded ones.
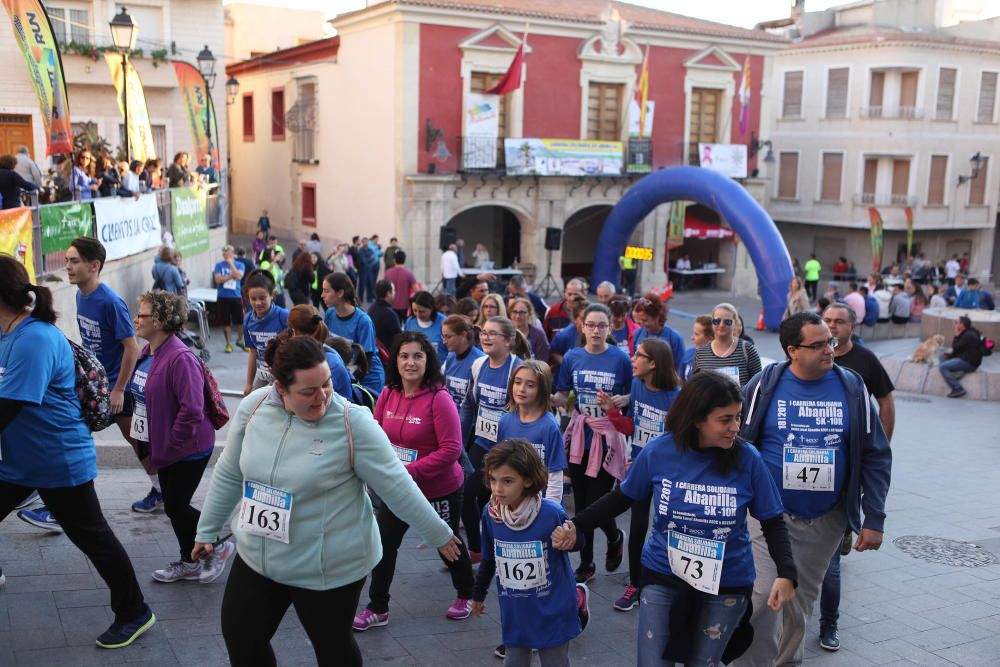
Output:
[488,492,542,531]
[565,412,628,481]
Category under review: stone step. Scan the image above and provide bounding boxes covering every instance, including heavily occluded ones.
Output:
[880,358,1000,401]
[95,442,226,469]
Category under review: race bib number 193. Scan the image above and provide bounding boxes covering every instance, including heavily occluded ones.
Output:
[475,406,502,441]
[239,480,293,544]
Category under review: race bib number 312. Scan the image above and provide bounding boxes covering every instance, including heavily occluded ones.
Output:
[239,480,293,544]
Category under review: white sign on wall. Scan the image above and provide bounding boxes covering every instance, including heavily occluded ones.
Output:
[628,99,655,137]
[93,193,162,261]
[463,92,501,169]
[698,143,748,179]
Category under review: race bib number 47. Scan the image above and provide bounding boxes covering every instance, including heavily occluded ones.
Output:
[495,539,547,590]
[667,531,725,595]
[239,480,293,544]
[782,446,835,491]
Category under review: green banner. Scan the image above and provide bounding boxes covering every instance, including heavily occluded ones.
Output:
[171,187,209,256]
[40,202,92,254]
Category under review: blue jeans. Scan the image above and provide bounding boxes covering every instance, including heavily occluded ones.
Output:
[358,265,375,303]
[819,549,840,630]
[939,357,975,392]
[442,277,456,295]
[637,583,748,666]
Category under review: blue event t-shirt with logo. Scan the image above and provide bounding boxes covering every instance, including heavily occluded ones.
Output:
[404,311,447,361]
[633,325,685,377]
[498,411,568,476]
[758,368,849,519]
[243,304,289,368]
[611,325,631,354]
[480,499,582,649]
[322,344,355,402]
[0,318,96,488]
[443,346,485,408]
[620,434,785,588]
[468,355,521,451]
[549,324,580,358]
[76,283,135,383]
[628,377,680,458]
[214,259,246,300]
[324,307,385,395]
[555,345,632,449]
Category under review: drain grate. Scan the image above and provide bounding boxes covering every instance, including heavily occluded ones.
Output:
[893,535,1000,567]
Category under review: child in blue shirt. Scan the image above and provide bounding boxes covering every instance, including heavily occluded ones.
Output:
[441,315,485,408]
[321,273,385,394]
[242,270,289,394]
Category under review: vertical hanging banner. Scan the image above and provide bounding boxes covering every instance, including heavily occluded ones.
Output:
[173,61,219,170]
[867,207,884,272]
[667,201,687,250]
[171,187,209,257]
[904,206,914,258]
[1,0,73,155]
[41,201,93,254]
[463,92,500,169]
[104,52,156,162]
[0,207,35,282]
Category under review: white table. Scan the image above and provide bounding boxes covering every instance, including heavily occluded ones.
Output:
[669,267,725,290]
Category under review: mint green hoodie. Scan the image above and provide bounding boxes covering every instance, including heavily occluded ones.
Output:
[195,386,455,591]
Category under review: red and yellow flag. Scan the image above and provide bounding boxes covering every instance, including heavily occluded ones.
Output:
[104,52,157,162]
[173,61,220,171]
[636,45,650,139]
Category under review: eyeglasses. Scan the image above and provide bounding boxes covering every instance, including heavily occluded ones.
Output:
[583,322,609,331]
[712,318,734,326]
[480,331,508,340]
[510,309,530,316]
[136,313,153,319]
[794,337,839,351]
[634,352,651,361]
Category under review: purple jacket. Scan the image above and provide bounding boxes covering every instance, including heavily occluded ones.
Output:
[141,334,214,467]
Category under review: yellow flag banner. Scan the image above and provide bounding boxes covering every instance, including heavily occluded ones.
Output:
[1,0,73,155]
[173,61,220,170]
[0,207,36,283]
[104,52,156,162]
[667,200,686,250]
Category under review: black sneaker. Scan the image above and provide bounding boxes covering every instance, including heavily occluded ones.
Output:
[819,626,840,652]
[947,388,967,398]
[575,562,596,584]
[96,604,156,649]
[494,644,505,659]
[605,529,625,572]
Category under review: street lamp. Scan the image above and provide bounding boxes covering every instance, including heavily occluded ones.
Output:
[958,152,983,185]
[225,76,240,106]
[109,7,138,161]
[749,131,776,164]
[196,45,217,91]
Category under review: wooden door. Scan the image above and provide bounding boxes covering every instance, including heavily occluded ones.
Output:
[0,114,33,156]
[587,82,624,141]
[688,87,721,165]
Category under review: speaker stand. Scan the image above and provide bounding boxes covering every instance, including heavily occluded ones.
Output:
[537,249,561,299]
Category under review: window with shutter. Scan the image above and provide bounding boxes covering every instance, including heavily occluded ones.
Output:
[272,89,285,141]
[587,82,624,141]
[820,153,843,201]
[899,71,918,117]
[826,68,849,118]
[869,71,885,115]
[302,183,317,226]
[969,157,989,204]
[977,72,997,122]
[936,68,957,120]
[782,71,803,118]
[470,72,509,137]
[242,94,254,141]
[778,152,799,199]
[863,158,878,200]
[688,87,721,165]
[927,155,948,205]
[891,159,911,204]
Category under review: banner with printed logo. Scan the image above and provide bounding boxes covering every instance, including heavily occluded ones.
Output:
[93,193,161,261]
[667,200,686,250]
[504,138,623,176]
[0,207,35,282]
[104,52,156,162]
[463,92,500,169]
[1,0,73,155]
[40,201,93,254]
[867,207,884,273]
[171,187,209,257]
[173,61,219,171]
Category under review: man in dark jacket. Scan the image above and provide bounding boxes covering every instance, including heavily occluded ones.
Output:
[939,315,983,398]
[735,311,891,667]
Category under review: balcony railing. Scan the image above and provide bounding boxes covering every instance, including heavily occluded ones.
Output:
[455,135,653,175]
[853,192,918,207]
[860,106,924,120]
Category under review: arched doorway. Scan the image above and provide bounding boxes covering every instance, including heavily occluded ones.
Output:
[561,205,613,284]
[447,206,521,269]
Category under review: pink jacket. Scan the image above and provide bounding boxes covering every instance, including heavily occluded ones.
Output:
[565,411,627,481]
[374,384,464,499]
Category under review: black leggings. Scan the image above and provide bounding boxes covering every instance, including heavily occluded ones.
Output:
[367,487,474,613]
[627,494,652,587]
[462,445,492,554]
[567,461,618,566]
[221,555,366,667]
[158,456,209,562]
[0,480,146,623]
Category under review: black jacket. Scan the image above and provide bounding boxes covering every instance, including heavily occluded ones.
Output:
[949,327,983,369]
[0,169,38,209]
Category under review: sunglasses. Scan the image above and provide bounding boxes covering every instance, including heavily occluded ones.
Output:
[712,318,734,326]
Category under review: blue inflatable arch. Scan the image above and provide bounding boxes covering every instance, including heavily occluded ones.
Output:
[591,166,794,331]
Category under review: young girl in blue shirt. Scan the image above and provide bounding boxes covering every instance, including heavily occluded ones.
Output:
[441,315,484,408]
[471,439,588,666]
[242,269,289,394]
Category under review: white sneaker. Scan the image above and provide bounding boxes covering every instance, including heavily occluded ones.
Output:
[15,491,40,510]
[152,560,203,583]
[200,541,236,584]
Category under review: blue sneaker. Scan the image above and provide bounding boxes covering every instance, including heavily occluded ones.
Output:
[132,487,164,513]
[17,506,63,532]
[96,604,156,649]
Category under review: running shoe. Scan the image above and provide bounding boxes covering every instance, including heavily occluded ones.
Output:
[574,562,596,584]
[819,626,841,651]
[577,583,591,633]
[494,644,505,659]
[17,507,63,532]
[200,541,235,583]
[152,560,203,583]
[131,487,164,513]
[606,528,625,572]
[15,490,40,510]
[225,343,233,353]
[446,598,472,620]
[613,584,640,611]
[468,550,482,565]
[96,604,156,649]
[237,341,247,351]
[352,609,389,631]
[0,567,5,586]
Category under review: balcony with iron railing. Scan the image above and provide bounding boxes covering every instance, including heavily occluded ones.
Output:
[860,106,924,120]
[853,192,918,207]
[455,135,653,176]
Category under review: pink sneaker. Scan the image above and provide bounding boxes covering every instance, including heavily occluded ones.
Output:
[352,608,388,631]
[446,598,472,620]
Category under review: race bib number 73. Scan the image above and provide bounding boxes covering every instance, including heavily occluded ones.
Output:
[667,531,725,595]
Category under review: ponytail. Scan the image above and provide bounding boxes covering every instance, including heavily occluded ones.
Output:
[26,285,57,324]
[0,256,57,324]
[511,329,531,360]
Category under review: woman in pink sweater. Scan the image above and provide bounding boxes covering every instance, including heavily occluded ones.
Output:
[353,331,475,631]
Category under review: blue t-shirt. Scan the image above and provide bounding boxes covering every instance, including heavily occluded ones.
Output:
[550,324,580,358]
[324,307,385,395]
[480,499,582,649]
[620,435,784,588]
[0,318,96,488]
[323,344,355,402]
[214,259,246,300]
[628,377,680,458]
[610,325,631,355]
[679,347,696,381]
[404,312,447,361]
[443,346,485,407]
[498,411,568,477]
[633,325,685,377]
[555,345,633,449]
[863,296,880,327]
[243,304,289,368]
[467,355,521,451]
[76,283,135,384]
[128,355,153,411]
[758,368,850,519]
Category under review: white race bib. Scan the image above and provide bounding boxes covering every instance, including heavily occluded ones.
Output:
[667,530,725,595]
[495,539,548,590]
[223,279,239,291]
[475,405,502,441]
[715,366,741,384]
[782,446,836,491]
[577,392,605,419]
[239,480,293,544]
[130,402,149,442]
[392,444,418,464]
[634,424,663,448]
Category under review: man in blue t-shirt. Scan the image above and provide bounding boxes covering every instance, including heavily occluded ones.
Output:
[736,312,891,666]
[213,245,246,353]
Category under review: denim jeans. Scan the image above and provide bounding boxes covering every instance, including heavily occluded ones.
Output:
[442,277,457,295]
[637,583,748,666]
[939,357,975,392]
[819,549,840,630]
